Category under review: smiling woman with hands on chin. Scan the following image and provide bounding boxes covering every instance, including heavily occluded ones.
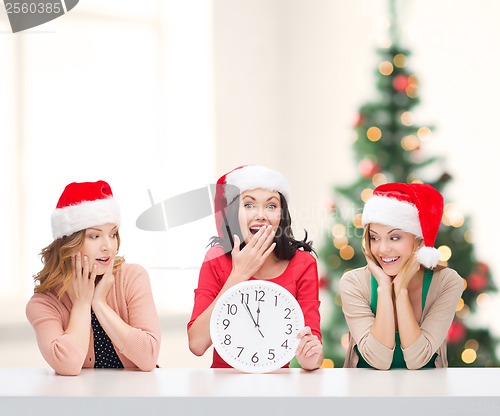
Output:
[339,182,464,370]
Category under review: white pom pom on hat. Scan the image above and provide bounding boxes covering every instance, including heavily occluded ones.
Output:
[416,246,442,269]
[213,165,290,237]
[362,182,444,268]
[51,180,121,240]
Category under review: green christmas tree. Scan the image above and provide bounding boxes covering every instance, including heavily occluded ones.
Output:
[319,5,499,368]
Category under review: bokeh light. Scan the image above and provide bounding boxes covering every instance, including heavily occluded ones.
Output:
[361,188,374,202]
[401,135,419,151]
[400,111,414,126]
[339,245,355,260]
[461,348,477,364]
[393,53,407,68]
[477,293,491,308]
[379,61,394,76]
[464,229,473,244]
[465,339,479,351]
[334,236,348,249]
[438,245,452,262]
[443,203,465,227]
[406,75,418,97]
[367,126,382,142]
[372,173,387,187]
[331,224,346,239]
[352,213,363,229]
[417,127,432,141]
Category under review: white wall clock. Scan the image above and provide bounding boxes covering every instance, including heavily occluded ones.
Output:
[209,280,305,373]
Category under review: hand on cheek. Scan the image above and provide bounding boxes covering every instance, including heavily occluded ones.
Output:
[92,260,114,305]
[67,252,96,307]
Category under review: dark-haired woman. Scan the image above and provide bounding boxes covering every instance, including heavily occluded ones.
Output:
[187,165,323,370]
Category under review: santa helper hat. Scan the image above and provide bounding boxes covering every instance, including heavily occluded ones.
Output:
[362,182,444,269]
[213,165,291,237]
[51,180,121,239]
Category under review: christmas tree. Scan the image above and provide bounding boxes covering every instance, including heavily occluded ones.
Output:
[318,3,499,368]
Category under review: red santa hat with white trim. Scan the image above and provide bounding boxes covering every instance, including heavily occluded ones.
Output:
[362,182,443,269]
[214,165,291,237]
[51,180,121,239]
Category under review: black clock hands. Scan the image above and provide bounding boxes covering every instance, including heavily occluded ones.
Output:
[256,302,261,327]
[256,326,265,338]
[255,302,265,338]
[242,300,258,325]
[243,301,265,338]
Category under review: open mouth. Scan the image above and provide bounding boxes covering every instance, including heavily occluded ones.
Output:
[95,257,111,265]
[380,256,399,264]
[249,225,266,235]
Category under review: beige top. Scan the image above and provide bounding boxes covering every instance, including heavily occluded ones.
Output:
[339,266,464,370]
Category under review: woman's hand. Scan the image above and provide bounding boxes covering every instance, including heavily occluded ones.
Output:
[189,226,276,357]
[92,260,115,307]
[66,252,96,307]
[365,255,392,288]
[295,326,323,370]
[63,252,96,357]
[230,226,276,282]
[393,253,420,295]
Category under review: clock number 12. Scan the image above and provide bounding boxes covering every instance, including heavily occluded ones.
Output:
[255,290,265,302]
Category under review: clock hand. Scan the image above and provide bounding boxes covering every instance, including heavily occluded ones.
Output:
[243,301,265,338]
[255,302,265,338]
[243,301,258,327]
[256,302,261,327]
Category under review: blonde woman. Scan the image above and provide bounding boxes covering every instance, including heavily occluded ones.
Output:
[339,182,464,370]
[26,180,161,375]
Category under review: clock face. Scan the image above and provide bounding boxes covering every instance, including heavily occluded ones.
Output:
[209,280,305,373]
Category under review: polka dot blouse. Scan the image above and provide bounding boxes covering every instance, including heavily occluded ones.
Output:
[91,309,124,368]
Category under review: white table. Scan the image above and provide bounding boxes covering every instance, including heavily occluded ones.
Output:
[1,367,499,416]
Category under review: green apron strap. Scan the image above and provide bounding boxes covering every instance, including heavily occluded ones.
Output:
[370,274,378,313]
[422,269,433,307]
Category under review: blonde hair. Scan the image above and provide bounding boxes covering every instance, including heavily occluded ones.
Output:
[33,230,125,299]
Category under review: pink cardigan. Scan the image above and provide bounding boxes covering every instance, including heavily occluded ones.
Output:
[26,263,161,376]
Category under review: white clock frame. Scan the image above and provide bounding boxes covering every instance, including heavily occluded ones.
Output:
[209,280,305,373]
